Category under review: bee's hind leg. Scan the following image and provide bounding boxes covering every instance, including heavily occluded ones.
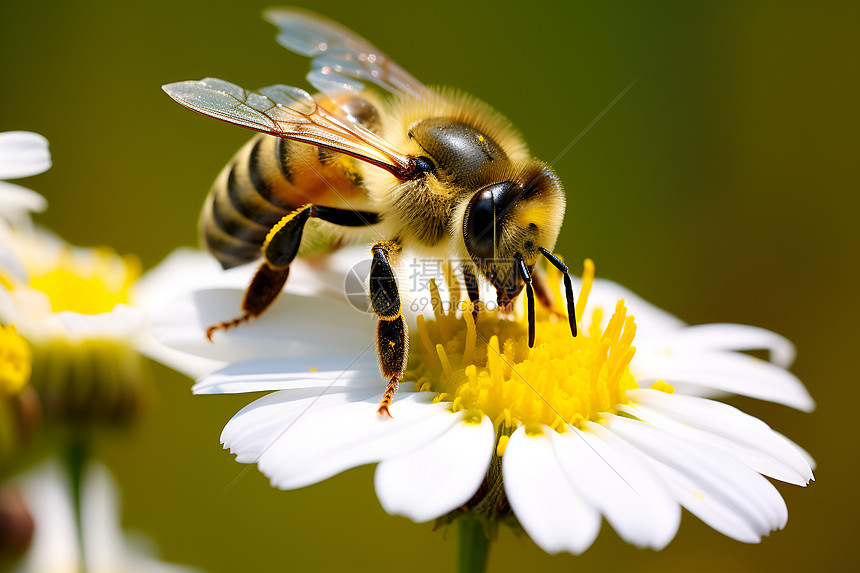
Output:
[370,241,408,418]
[205,262,291,341]
[205,204,314,341]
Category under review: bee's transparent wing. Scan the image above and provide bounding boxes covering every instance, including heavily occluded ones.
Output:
[264,7,428,100]
[163,78,416,178]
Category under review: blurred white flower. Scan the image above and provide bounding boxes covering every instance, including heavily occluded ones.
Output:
[0,228,143,343]
[144,247,814,554]
[0,133,148,425]
[15,461,200,573]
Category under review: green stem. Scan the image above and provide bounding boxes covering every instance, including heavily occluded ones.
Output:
[457,516,491,573]
[64,436,88,573]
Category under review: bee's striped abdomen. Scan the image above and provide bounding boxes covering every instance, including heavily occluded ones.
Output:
[201,94,382,269]
[201,135,290,268]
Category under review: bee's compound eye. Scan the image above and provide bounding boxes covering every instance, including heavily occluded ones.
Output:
[412,156,435,176]
[464,181,516,260]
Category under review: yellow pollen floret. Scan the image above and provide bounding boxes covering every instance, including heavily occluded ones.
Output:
[496,435,510,456]
[26,247,139,315]
[408,260,639,434]
[651,380,675,394]
[0,325,32,394]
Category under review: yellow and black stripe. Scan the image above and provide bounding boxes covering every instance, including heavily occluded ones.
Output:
[200,131,374,269]
[200,94,385,269]
[201,135,287,268]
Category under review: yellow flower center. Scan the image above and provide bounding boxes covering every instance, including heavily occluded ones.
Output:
[0,324,31,394]
[409,260,639,451]
[27,247,139,314]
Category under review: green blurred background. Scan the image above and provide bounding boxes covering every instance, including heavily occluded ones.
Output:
[2,0,858,571]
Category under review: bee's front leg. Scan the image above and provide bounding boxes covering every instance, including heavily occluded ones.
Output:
[370,240,408,417]
[205,204,314,340]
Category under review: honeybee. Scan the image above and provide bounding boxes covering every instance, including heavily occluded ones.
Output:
[163,8,578,416]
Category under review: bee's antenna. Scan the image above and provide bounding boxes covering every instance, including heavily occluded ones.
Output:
[515,253,536,347]
[538,247,577,337]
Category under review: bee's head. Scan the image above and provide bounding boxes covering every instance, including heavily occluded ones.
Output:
[462,163,566,310]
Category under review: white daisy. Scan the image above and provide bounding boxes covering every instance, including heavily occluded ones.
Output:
[0,136,148,425]
[14,460,201,573]
[144,248,814,555]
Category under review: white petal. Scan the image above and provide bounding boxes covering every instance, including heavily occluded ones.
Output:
[131,247,246,311]
[641,455,762,542]
[0,131,51,179]
[0,181,47,220]
[654,324,796,368]
[573,277,686,337]
[227,390,456,489]
[550,424,680,549]
[633,350,814,411]
[625,389,813,485]
[134,247,351,310]
[53,304,145,341]
[193,355,383,394]
[82,464,126,570]
[375,413,495,522]
[221,387,372,463]
[151,288,374,363]
[0,220,28,282]
[2,286,144,343]
[137,333,226,379]
[18,462,80,571]
[0,285,35,334]
[502,427,601,555]
[774,431,817,472]
[603,414,788,541]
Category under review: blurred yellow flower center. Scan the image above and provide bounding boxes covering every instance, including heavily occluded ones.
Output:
[27,248,139,314]
[410,260,638,447]
[0,324,31,393]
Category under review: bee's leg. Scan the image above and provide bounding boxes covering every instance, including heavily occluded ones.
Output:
[206,204,314,340]
[538,247,577,337]
[462,265,481,324]
[370,241,408,418]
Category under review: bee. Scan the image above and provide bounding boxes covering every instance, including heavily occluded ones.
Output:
[163,7,578,416]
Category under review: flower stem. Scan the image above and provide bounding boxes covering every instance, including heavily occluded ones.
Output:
[64,436,88,573]
[457,516,491,573]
